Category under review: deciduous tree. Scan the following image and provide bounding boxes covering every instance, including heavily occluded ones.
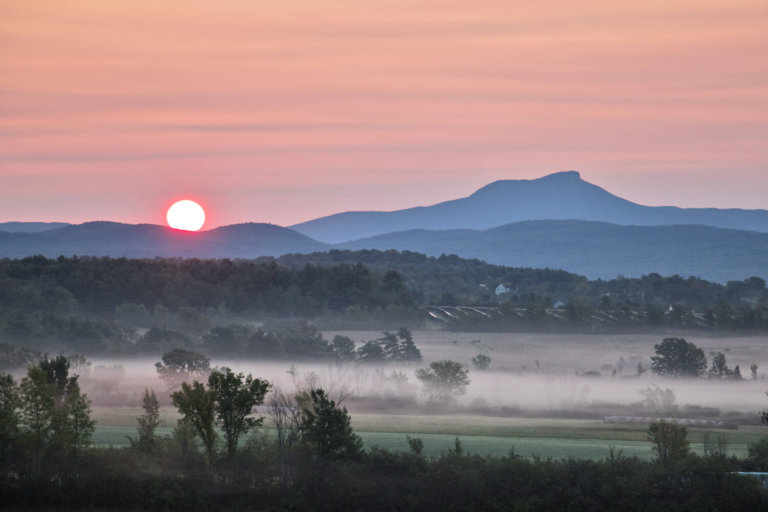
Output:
[208,367,270,461]
[648,420,689,467]
[172,380,217,465]
[156,348,210,392]
[415,360,470,401]
[172,368,270,464]
[650,338,706,377]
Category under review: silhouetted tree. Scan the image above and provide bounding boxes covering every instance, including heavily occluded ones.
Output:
[299,388,362,460]
[472,354,491,370]
[648,420,689,467]
[650,338,706,377]
[415,360,470,401]
[208,367,270,461]
[0,374,20,466]
[709,352,732,379]
[133,388,160,453]
[380,331,400,359]
[330,335,356,362]
[356,340,385,363]
[395,327,422,363]
[172,367,270,464]
[156,348,211,392]
[19,356,94,457]
[172,380,217,465]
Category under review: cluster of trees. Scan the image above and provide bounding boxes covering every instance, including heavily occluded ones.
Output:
[352,327,422,363]
[153,346,457,410]
[0,356,94,471]
[145,322,338,359]
[149,327,422,366]
[651,338,745,379]
[0,299,425,361]
[172,368,271,463]
[142,358,365,484]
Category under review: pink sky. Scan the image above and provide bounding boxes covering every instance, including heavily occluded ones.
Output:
[1,0,766,228]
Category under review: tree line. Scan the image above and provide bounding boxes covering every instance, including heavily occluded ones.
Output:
[271,250,768,310]
[1,254,768,357]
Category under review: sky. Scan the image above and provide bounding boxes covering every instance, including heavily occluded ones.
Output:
[1,0,766,228]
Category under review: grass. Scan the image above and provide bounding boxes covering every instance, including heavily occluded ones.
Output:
[92,410,766,460]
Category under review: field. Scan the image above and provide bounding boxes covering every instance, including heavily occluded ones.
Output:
[92,409,766,460]
[86,330,768,460]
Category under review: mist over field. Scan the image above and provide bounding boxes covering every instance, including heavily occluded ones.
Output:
[67,331,768,419]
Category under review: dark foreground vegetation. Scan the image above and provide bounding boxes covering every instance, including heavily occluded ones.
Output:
[1,253,768,357]
[4,443,768,511]
[3,355,768,511]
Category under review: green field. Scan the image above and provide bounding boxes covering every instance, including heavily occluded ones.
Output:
[92,409,766,460]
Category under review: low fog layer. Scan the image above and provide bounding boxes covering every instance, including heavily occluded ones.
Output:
[64,331,768,419]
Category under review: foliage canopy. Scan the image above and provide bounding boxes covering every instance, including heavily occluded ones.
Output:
[650,337,707,377]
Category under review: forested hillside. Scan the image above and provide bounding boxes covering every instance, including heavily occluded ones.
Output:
[1,252,767,356]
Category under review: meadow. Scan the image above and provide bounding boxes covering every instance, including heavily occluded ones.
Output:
[85,330,768,461]
[91,409,767,460]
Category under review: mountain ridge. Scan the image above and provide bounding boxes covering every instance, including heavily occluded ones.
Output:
[336,219,768,282]
[0,222,71,233]
[290,171,768,243]
[2,172,767,282]
[1,218,766,282]
[0,221,328,259]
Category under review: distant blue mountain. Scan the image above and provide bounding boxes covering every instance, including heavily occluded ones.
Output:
[0,222,328,259]
[0,222,71,233]
[291,171,768,243]
[336,220,768,282]
[2,172,767,282]
[0,218,766,282]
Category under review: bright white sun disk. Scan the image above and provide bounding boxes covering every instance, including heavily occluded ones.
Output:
[166,200,206,231]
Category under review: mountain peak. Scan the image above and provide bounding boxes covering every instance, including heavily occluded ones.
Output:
[471,170,585,197]
[290,170,768,244]
[544,170,581,180]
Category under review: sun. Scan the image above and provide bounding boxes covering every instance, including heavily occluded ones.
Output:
[166,200,206,231]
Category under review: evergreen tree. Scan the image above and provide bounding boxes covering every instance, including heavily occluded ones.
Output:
[299,388,362,460]
[0,374,20,466]
[134,388,160,452]
[396,327,422,363]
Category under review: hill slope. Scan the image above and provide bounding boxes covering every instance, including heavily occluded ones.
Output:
[0,222,71,233]
[336,220,768,282]
[0,222,328,259]
[291,171,768,243]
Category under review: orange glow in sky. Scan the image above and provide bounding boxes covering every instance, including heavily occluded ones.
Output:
[1,1,766,227]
